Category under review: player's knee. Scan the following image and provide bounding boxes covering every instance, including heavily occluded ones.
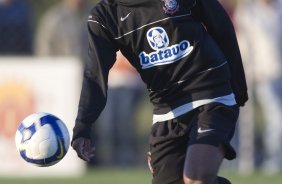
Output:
[183,177,202,184]
[183,172,216,184]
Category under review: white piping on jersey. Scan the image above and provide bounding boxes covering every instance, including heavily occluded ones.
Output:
[113,12,191,40]
[148,61,228,92]
[177,61,228,85]
[88,20,107,29]
[152,93,236,124]
[196,61,227,75]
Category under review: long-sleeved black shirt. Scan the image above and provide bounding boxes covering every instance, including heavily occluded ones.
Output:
[72,0,248,140]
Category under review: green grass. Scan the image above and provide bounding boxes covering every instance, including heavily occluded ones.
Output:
[0,168,282,184]
[220,171,282,184]
[0,168,151,184]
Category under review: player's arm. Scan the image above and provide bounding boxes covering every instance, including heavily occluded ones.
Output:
[72,15,118,160]
[194,0,248,106]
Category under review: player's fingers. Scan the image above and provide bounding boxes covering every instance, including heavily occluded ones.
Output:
[83,139,95,159]
[72,138,91,161]
[72,138,83,154]
[86,147,95,156]
[86,152,95,159]
[81,139,94,161]
[80,151,91,162]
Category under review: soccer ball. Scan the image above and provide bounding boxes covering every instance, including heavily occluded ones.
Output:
[15,113,70,167]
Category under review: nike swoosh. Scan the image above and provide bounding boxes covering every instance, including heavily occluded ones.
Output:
[197,128,214,134]
[121,12,131,21]
[56,138,65,159]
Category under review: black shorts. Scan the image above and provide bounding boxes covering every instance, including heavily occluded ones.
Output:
[148,103,239,184]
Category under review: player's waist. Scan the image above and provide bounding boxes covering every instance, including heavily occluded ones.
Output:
[152,93,236,124]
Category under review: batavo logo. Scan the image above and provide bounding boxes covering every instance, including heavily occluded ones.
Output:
[139,27,193,69]
[0,82,34,139]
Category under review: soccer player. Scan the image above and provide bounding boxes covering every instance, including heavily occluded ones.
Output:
[71,0,248,184]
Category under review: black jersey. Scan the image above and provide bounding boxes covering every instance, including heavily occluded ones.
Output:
[72,0,248,140]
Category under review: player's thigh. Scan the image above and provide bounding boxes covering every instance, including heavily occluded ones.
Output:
[183,144,224,183]
[189,103,240,160]
[149,117,193,184]
[183,103,239,183]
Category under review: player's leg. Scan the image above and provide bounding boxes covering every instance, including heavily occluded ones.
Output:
[183,103,239,184]
[148,111,198,184]
[183,144,224,184]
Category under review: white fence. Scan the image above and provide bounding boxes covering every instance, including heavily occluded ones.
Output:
[0,57,85,177]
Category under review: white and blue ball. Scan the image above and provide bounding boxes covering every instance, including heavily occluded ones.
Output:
[15,113,70,167]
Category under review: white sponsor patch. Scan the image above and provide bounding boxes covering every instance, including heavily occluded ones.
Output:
[139,27,193,69]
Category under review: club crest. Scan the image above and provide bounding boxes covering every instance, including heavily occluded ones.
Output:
[162,0,179,15]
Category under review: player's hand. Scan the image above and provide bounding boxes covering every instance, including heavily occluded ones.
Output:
[72,137,95,162]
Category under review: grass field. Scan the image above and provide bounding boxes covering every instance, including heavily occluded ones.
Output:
[0,168,282,184]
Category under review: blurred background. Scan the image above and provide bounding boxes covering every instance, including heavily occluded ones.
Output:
[0,0,282,183]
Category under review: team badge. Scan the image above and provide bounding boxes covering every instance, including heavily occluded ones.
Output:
[139,27,194,69]
[162,0,179,15]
